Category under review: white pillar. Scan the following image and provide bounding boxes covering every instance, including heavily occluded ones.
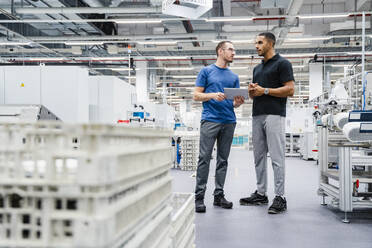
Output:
[136,60,148,103]
[309,64,323,101]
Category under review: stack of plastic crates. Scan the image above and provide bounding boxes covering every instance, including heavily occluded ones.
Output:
[170,193,195,248]
[0,122,173,248]
[177,131,199,171]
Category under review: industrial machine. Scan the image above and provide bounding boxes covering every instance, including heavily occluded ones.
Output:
[0,104,60,122]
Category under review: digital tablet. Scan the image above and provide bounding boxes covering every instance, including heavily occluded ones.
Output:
[224,88,249,100]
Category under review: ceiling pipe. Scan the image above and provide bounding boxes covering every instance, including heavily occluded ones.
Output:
[6,54,372,64]
[14,7,162,14]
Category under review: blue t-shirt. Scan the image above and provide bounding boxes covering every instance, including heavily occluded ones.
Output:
[196,64,240,123]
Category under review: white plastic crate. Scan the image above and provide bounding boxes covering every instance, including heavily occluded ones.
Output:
[0,173,172,247]
[170,193,195,248]
[0,122,174,248]
[0,122,173,186]
[115,203,173,248]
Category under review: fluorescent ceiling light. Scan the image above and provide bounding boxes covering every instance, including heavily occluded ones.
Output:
[298,14,349,19]
[65,41,104,46]
[137,40,177,45]
[206,17,253,22]
[114,19,162,24]
[171,75,197,79]
[27,57,65,61]
[212,40,254,44]
[329,64,353,67]
[152,56,188,60]
[0,41,31,46]
[286,37,331,42]
[292,65,305,68]
[282,53,315,57]
[90,57,128,61]
[164,67,194,71]
[111,68,133,71]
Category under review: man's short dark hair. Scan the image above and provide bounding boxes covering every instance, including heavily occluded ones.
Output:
[215,41,232,56]
[258,32,276,46]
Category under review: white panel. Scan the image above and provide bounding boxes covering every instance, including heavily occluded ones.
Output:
[98,76,114,123]
[4,66,41,104]
[92,76,135,124]
[41,66,89,123]
[88,76,99,122]
[286,107,313,133]
[136,61,148,103]
[113,77,135,121]
[76,67,89,122]
[0,67,4,104]
[309,64,323,101]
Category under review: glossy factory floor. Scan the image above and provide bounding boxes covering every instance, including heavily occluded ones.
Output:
[171,148,372,248]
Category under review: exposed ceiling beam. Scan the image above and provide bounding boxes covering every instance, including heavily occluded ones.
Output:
[13,7,162,14]
[276,0,304,45]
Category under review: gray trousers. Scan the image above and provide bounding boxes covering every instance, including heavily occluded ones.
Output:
[252,115,286,196]
[195,121,236,200]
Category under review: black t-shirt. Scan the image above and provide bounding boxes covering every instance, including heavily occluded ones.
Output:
[252,53,294,117]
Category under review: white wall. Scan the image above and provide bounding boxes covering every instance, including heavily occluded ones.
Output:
[1,66,90,123]
[5,66,41,104]
[155,103,175,129]
[0,67,4,104]
[89,76,135,124]
[41,66,89,123]
[309,64,323,101]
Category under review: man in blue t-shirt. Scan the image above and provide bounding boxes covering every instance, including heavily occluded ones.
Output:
[193,41,244,213]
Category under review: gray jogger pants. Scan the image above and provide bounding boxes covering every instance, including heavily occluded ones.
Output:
[252,115,286,196]
[195,121,236,200]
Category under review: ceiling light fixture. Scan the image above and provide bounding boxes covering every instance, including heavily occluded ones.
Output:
[206,17,253,22]
[64,41,104,46]
[152,56,188,60]
[163,67,194,71]
[297,13,349,19]
[285,37,331,42]
[171,75,198,79]
[212,39,254,44]
[114,19,162,24]
[0,41,31,46]
[137,40,177,45]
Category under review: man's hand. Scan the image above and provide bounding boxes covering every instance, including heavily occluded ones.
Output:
[249,83,265,97]
[233,96,245,108]
[213,92,226,102]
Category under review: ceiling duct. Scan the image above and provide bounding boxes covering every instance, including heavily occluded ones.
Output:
[260,0,291,9]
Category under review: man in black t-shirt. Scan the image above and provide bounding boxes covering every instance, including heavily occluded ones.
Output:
[239,32,295,214]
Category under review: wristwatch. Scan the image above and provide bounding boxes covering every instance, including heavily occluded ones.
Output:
[264,88,269,95]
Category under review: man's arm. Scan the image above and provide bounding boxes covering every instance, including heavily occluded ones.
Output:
[251,81,295,98]
[193,87,226,102]
[266,80,295,97]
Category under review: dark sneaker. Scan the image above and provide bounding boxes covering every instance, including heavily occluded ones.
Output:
[195,199,206,213]
[268,196,287,214]
[240,190,268,205]
[213,195,233,209]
